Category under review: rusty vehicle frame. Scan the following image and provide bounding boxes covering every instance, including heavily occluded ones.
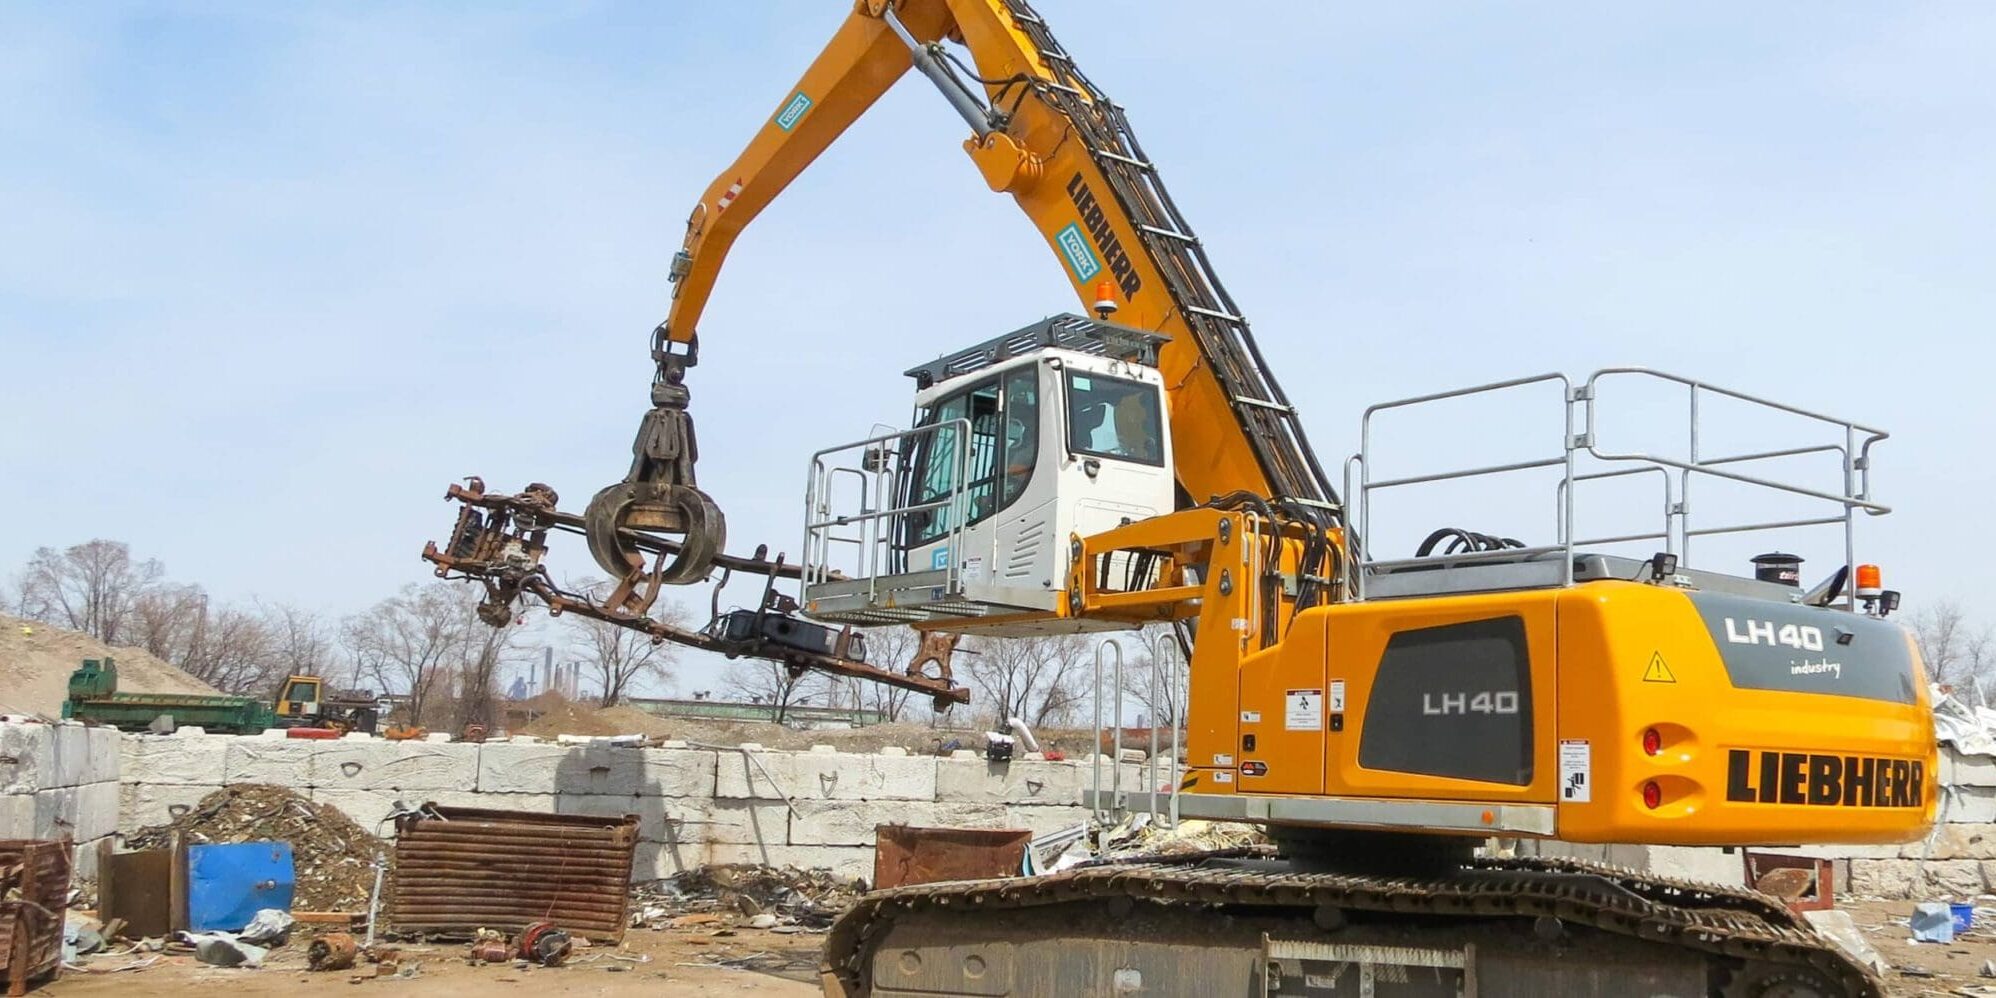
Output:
[423,479,968,707]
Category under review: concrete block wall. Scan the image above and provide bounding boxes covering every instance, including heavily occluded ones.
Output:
[1,719,122,875]
[118,733,1146,883]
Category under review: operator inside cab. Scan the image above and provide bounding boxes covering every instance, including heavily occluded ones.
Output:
[1069,372,1163,464]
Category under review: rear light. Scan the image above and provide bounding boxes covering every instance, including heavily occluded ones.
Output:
[1642,728,1662,756]
[1642,780,1663,810]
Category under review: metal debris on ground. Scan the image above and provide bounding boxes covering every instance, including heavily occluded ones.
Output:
[126,784,387,911]
[629,865,862,932]
[307,931,358,971]
[516,921,572,966]
[182,930,267,968]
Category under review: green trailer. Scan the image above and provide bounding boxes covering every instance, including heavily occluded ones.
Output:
[62,658,278,734]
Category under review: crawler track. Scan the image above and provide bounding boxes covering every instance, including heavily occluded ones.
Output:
[821,855,1877,997]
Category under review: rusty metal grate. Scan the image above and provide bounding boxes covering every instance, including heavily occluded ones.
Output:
[386,805,638,943]
[0,839,73,995]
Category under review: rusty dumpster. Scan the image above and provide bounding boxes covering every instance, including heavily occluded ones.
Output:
[874,825,1031,889]
[386,805,638,943]
[0,839,72,997]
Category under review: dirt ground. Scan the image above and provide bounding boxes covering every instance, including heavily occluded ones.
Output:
[42,925,822,997]
[1845,897,1996,996]
[43,897,1993,996]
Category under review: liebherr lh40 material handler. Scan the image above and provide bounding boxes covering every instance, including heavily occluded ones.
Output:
[424,3,1933,995]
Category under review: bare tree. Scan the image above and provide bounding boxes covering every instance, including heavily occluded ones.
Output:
[14,540,165,645]
[1912,600,1993,689]
[723,660,812,723]
[567,579,684,707]
[961,632,1094,729]
[1120,626,1189,730]
[261,602,335,680]
[342,583,481,726]
[818,626,924,723]
[451,623,516,732]
[129,582,209,666]
[178,605,282,694]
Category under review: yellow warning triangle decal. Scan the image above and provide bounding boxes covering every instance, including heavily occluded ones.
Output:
[1643,652,1677,683]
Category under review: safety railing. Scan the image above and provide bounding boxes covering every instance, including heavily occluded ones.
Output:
[801,418,972,606]
[1089,631,1186,832]
[1344,368,1890,607]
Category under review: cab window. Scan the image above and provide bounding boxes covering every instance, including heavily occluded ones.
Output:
[1066,371,1163,465]
[902,368,1040,547]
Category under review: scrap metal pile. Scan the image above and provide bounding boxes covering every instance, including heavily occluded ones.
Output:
[422,479,968,707]
[125,785,386,911]
[630,865,863,933]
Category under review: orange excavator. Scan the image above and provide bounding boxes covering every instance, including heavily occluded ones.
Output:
[424,3,1932,994]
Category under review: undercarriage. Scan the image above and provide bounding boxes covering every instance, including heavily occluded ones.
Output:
[821,851,1876,998]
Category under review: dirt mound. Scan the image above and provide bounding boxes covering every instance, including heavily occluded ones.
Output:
[515,695,678,739]
[125,784,387,911]
[0,612,220,717]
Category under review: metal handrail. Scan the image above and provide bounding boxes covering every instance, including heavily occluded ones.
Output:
[1358,374,1575,594]
[802,417,974,606]
[1350,368,1888,606]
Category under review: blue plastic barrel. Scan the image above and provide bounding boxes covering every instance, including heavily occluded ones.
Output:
[187,841,296,932]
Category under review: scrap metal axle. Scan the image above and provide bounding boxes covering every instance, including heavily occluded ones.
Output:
[421,479,969,707]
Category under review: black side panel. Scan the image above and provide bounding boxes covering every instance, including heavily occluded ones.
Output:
[1358,616,1533,786]
[1687,591,1918,705]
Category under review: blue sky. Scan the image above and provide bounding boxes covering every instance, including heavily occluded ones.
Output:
[3,3,1992,693]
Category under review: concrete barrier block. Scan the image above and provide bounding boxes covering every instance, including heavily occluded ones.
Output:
[1899,824,1996,860]
[51,723,92,787]
[716,750,935,802]
[74,781,119,842]
[936,757,1095,805]
[224,740,314,786]
[120,783,222,832]
[425,791,556,816]
[1001,804,1091,838]
[789,800,1009,847]
[1642,846,1743,887]
[640,748,719,798]
[33,787,78,840]
[0,722,53,794]
[1950,787,1996,823]
[85,726,121,784]
[477,741,653,795]
[121,735,230,785]
[1944,749,1996,787]
[0,794,30,838]
[314,741,479,792]
[311,788,404,834]
[1846,857,1982,899]
[558,795,786,848]
[702,843,874,881]
[72,835,110,879]
[1844,858,1908,898]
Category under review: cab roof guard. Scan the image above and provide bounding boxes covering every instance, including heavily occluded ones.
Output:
[903,314,1168,389]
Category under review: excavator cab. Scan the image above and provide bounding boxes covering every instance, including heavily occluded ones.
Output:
[802,315,1174,633]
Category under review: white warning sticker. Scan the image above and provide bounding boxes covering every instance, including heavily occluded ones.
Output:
[1285,689,1323,731]
[1329,680,1346,712]
[1212,753,1234,767]
[1240,711,1261,724]
[1559,739,1592,803]
[1214,771,1234,784]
